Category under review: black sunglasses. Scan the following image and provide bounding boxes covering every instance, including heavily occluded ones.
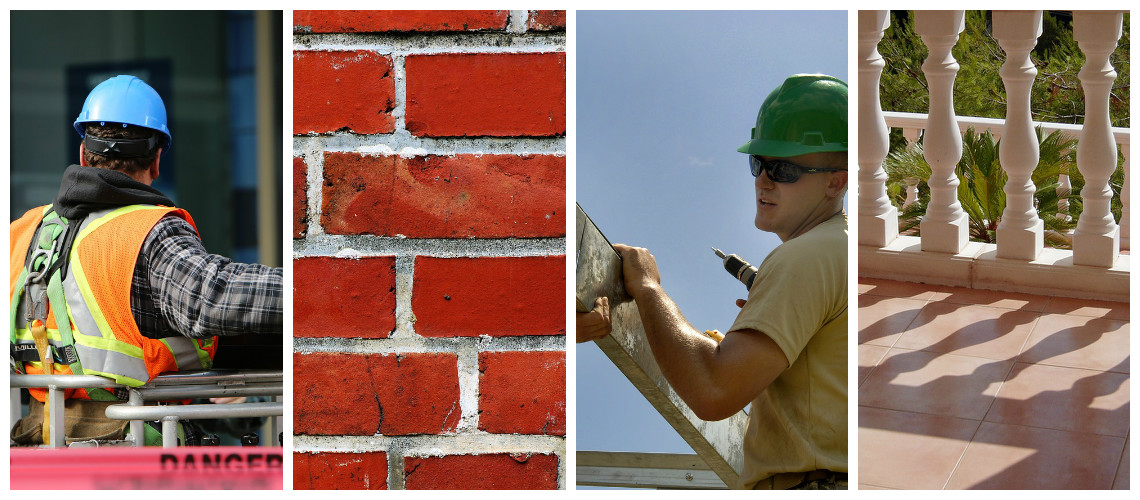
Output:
[749,156,846,183]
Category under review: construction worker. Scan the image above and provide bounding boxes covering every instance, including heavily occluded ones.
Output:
[583,74,848,489]
[10,75,283,446]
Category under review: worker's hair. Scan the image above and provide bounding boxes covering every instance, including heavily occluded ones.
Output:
[821,151,850,200]
[82,123,160,174]
[822,151,849,169]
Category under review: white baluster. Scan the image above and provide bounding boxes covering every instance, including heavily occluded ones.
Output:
[1057,173,1072,223]
[994,11,1044,260]
[902,127,921,148]
[1072,11,1122,267]
[916,11,968,253]
[858,10,898,247]
[903,177,920,208]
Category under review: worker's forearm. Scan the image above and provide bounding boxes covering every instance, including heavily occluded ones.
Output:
[632,284,723,412]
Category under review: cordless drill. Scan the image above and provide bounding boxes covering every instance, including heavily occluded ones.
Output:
[712,247,758,291]
[703,247,757,343]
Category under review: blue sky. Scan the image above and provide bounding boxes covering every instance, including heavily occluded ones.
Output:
[575,9,848,466]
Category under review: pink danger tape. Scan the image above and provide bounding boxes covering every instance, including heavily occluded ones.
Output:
[11,446,284,490]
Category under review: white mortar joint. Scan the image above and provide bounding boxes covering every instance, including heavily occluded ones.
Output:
[456,347,481,433]
[507,10,529,34]
[293,236,567,258]
[294,433,566,456]
[392,254,417,338]
[293,335,566,355]
[293,33,565,54]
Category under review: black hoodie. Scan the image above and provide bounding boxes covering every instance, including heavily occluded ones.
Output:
[52,165,175,219]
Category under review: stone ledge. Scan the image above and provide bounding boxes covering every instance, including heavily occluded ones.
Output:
[860,236,1129,302]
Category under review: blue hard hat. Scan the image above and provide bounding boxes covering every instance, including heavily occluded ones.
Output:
[73,75,172,153]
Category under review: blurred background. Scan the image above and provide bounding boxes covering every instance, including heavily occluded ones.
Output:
[10,10,282,267]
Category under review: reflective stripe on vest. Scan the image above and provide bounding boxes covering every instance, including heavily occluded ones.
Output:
[10,204,217,400]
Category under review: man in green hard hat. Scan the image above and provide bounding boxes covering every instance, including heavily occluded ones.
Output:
[592,74,848,489]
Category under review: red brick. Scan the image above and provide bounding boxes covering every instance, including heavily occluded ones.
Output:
[527,11,566,31]
[294,352,460,436]
[406,53,565,137]
[403,454,558,489]
[293,157,307,238]
[319,153,395,237]
[479,351,565,435]
[295,10,509,33]
[321,152,565,238]
[294,50,395,135]
[293,257,395,338]
[294,451,388,490]
[412,256,565,337]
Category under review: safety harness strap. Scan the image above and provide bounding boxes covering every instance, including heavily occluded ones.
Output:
[11,343,79,365]
[14,208,118,401]
[10,267,30,373]
[46,261,82,373]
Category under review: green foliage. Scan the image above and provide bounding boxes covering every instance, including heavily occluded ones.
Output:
[879,11,1130,128]
[956,129,1005,242]
[883,128,1094,248]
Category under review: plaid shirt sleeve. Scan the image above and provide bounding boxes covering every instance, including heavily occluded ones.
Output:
[132,215,283,339]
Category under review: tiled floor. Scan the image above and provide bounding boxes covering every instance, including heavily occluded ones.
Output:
[858,278,1129,490]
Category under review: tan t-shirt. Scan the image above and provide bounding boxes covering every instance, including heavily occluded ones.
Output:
[727,212,847,489]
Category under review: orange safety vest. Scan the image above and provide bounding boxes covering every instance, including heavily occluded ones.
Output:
[10,204,218,402]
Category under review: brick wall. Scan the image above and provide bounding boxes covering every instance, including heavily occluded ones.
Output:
[292,10,566,490]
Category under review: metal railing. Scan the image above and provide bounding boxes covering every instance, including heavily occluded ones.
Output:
[11,369,283,448]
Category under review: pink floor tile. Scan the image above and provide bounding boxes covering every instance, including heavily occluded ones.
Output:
[858,406,980,490]
[859,348,1013,420]
[858,279,1130,490]
[985,363,1130,437]
[931,287,1051,312]
[858,484,895,490]
[858,295,925,347]
[1113,437,1128,490]
[1044,296,1129,321]
[857,278,951,301]
[1018,314,1130,373]
[859,344,890,387]
[946,422,1126,489]
[893,302,1038,360]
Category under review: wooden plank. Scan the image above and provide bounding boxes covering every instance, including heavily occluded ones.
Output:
[576,451,727,489]
[577,467,726,489]
[576,205,748,487]
[575,204,627,312]
[578,450,709,469]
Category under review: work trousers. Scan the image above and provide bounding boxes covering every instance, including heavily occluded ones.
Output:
[753,470,849,490]
[10,398,127,446]
[791,477,849,490]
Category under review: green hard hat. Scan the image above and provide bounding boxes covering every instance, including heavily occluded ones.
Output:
[737,74,848,157]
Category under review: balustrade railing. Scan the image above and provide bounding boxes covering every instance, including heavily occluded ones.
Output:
[858,10,1129,302]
